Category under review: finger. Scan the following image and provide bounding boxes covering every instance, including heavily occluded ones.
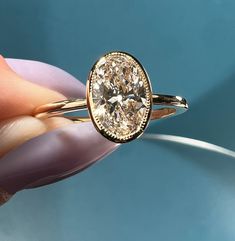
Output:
[0,56,78,157]
[0,56,66,121]
[0,116,47,157]
[0,116,74,158]
[0,57,74,156]
[0,58,118,199]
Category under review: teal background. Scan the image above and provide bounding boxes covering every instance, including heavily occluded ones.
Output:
[0,0,235,240]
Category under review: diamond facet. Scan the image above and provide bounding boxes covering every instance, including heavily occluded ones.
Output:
[88,52,152,142]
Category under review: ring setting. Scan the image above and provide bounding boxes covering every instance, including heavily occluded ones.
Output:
[88,52,152,142]
[34,51,188,143]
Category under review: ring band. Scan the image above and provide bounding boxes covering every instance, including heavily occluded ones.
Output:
[34,51,188,143]
[34,95,187,123]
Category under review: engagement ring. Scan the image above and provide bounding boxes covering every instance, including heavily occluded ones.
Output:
[34,51,188,143]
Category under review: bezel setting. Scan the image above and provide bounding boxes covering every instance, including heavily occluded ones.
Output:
[86,51,153,143]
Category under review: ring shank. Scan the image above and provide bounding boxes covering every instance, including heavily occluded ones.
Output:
[151,94,188,120]
[34,94,188,122]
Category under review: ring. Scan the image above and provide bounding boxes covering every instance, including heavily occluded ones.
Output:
[34,51,188,143]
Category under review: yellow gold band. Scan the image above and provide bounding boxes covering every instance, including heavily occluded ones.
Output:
[34,94,188,122]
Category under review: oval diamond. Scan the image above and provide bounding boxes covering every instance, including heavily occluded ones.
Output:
[87,52,152,143]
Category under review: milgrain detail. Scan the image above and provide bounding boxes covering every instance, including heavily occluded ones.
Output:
[0,187,12,206]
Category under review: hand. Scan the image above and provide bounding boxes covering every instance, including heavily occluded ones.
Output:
[0,56,119,205]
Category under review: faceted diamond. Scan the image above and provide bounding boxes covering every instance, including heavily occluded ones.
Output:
[89,52,151,142]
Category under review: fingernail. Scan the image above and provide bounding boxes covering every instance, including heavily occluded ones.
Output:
[6,58,86,98]
[0,123,119,195]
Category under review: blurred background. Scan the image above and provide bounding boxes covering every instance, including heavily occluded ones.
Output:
[0,0,235,240]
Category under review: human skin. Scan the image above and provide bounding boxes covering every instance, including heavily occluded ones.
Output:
[0,56,119,204]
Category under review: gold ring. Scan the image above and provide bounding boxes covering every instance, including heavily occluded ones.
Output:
[34,51,188,143]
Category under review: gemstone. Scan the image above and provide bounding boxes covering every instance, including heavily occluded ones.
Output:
[88,52,151,142]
